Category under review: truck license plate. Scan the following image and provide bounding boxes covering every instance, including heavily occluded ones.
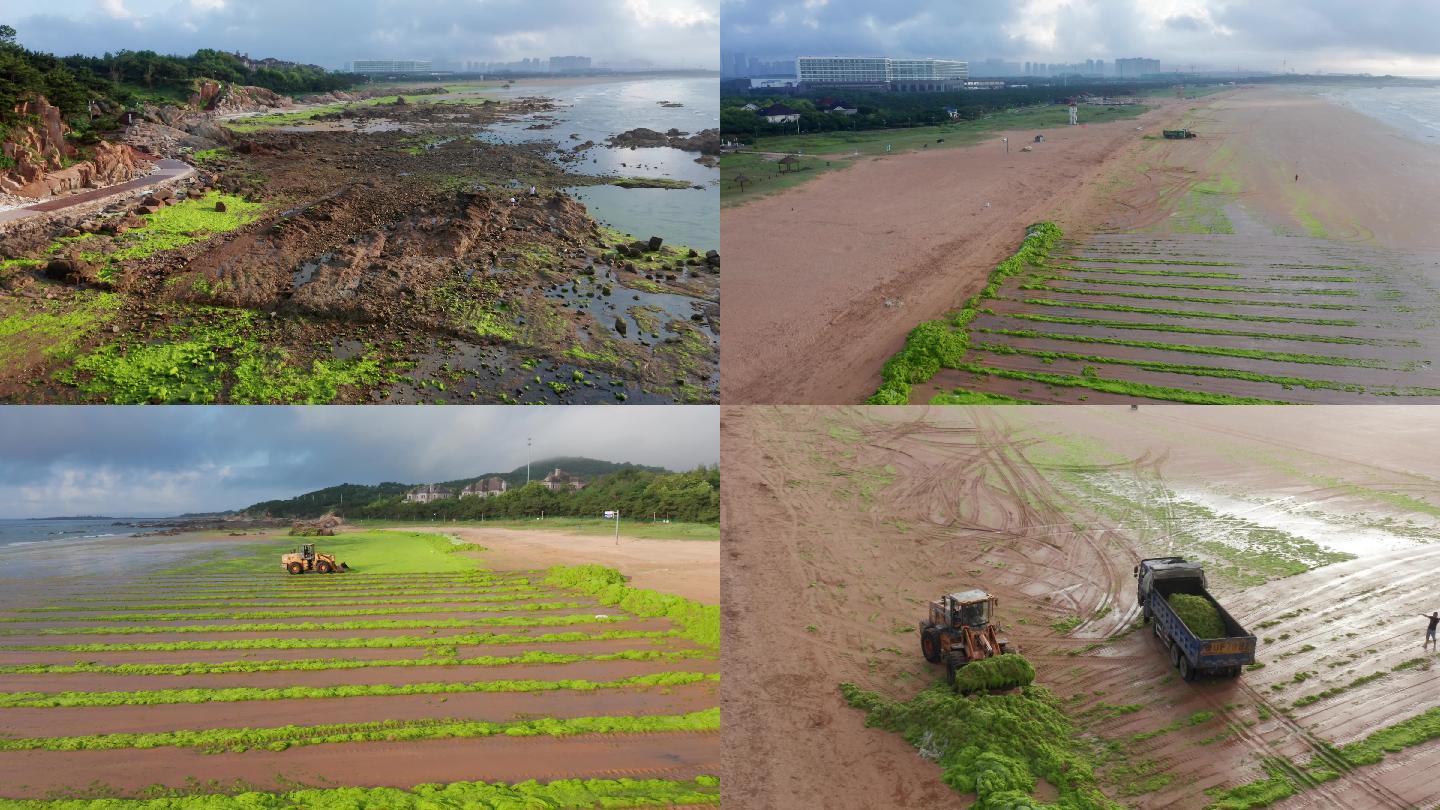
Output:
[1206,640,1248,655]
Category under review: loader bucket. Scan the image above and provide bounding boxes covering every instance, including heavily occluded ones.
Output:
[339,562,350,571]
[952,654,1035,694]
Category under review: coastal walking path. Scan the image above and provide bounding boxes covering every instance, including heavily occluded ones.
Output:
[0,159,193,225]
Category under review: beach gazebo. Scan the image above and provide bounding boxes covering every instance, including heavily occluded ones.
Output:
[732,173,752,192]
[777,155,800,174]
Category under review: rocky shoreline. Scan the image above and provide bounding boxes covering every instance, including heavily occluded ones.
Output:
[0,84,720,405]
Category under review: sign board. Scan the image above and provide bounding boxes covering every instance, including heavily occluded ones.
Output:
[603,510,618,519]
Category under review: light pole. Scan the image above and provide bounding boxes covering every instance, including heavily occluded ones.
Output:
[526,436,532,484]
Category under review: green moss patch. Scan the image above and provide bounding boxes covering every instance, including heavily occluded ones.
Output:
[61,307,390,403]
[0,292,122,371]
[81,192,264,267]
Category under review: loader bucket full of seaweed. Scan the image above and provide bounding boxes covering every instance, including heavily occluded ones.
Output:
[919,589,1035,693]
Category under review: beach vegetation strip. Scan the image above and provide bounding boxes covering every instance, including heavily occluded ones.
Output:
[0,530,720,799]
[919,226,1439,403]
[0,614,627,637]
[0,708,721,754]
[0,647,715,677]
[0,601,585,623]
[0,629,681,654]
[0,775,720,808]
[868,222,1063,404]
[0,772,720,801]
[0,671,720,708]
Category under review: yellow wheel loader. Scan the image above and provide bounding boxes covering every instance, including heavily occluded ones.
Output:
[281,543,348,575]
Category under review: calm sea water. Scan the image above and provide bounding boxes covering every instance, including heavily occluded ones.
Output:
[476,76,719,251]
[0,517,159,547]
[0,518,215,579]
[1328,86,1440,146]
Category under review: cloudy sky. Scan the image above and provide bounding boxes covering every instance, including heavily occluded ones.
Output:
[9,0,718,70]
[0,407,719,518]
[722,0,1440,76]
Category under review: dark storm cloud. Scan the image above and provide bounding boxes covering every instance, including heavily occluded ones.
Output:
[0,407,718,517]
[722,0,1440,74]
[10,0,717,69]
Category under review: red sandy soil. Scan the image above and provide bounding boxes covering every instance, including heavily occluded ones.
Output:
[0,732,719,796]
[721,405,1440,809]
[413,525,721,604]
[720,100,1187,404]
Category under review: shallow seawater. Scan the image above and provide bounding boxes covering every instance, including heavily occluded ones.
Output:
[1327,86,1440,146]
[0,530,239,580]
[567,185,718,252]
[471,77,719,251]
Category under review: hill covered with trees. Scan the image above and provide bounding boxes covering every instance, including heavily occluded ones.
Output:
[243,458,719,524]
[721,82,1158,141]
[0,24,358,138]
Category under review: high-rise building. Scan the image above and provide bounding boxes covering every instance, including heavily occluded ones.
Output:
[350,59,432,74]
[1115,57,1162,78]
[548,56,592,73]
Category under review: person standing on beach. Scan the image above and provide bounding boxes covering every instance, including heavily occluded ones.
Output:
[1425,611,1439,649]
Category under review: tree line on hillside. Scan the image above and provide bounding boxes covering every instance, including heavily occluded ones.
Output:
[0,24,359,138]
[721,82,1164,141]
[250,467,720,525]
[244,458,670,519]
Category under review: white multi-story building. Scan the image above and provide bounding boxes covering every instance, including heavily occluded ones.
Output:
[797,57,968,92]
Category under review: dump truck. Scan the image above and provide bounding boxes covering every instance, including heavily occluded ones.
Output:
[1162,129,1198,139]
[281,543,348,575]
[1137,557,1255,680]
[919,589,1015,685]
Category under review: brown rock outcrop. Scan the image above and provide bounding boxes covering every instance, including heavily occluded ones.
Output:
[1,96,150,198]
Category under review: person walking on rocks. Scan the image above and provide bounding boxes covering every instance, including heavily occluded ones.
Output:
[1424,611,1439,650]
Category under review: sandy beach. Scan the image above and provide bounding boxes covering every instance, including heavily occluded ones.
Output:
[721,99,1183,404]
[0,524,720,800]
[408,524,721,604]
[722,86,1440,404]
[721,406,1440,808]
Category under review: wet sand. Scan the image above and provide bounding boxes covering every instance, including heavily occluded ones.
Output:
[725,86,1440,404]
[721,406,1440,808]
[413,525,721,604]
[0,525,719,799]
[0,682,719,738]
[0,732,719,797]
[721,100,1184,404]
